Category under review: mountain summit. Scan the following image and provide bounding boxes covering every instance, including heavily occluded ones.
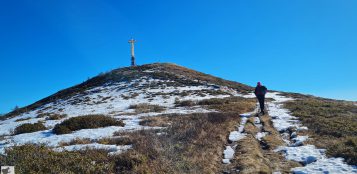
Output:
[4,63,251,119]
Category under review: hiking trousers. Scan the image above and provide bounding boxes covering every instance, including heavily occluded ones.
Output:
[256,95,265,112]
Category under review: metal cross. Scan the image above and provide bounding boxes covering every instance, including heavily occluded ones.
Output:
[128,38,136,66]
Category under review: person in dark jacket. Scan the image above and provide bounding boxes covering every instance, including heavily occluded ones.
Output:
[254,82,268,114]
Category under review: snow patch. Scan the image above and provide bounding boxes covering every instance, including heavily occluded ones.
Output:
[223,146,235,163]
[53,143,132,155]
[256,132,268,141]
[292,158,357,174]
[228,117,248,142]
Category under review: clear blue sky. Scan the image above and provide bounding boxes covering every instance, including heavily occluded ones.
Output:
[1,0,356,114]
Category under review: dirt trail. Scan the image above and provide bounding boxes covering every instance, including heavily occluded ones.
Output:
[220,106,300,174]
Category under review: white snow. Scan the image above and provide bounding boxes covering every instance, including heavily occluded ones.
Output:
[223,146,235,164]
[256,132,268,141]
[291,136,309,147]
[276,145,324,165]
[228,117,248,142]
[53,143,132,155]
[292,158,357,174]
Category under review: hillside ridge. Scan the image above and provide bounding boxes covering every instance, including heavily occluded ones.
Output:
[3,63,252,119]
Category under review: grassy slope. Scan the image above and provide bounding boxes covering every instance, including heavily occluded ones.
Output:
[284,98,357,165]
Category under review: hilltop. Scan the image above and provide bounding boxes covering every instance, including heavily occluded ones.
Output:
[0,63,356,174]
[3,63,252,120]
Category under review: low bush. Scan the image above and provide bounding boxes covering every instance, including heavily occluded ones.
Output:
[59,138,92,146]
[0,144,114,174]
[326,137,357,165]
[174,100,196,107]
[15,117,31,122]
[45,114,67,120]
[97,137,133,145]
[53,115,124,135]
[198,96,247,105]
[129,104,165,113]
[14,122,47,135]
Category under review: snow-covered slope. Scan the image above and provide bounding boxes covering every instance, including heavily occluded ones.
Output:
[0,63,249,154]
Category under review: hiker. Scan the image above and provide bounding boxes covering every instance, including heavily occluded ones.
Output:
[254,82,268,114]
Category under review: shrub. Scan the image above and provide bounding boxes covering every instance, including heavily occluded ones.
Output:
[198,96,247,105]
[97,137,133,145]
[15,117,31,122]
[174,100,196,107]
[45,114,67,120]
[326,137,357,165]
[129,104,165,113]
[59,138,92,146]
[36,113,51,118]
[53,115,124,135]
[0,144,114,174]
[14,122,47,135]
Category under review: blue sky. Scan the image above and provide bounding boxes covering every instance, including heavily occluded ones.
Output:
[0,0,356,114]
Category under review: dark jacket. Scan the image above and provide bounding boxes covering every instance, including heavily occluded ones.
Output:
[254,85,267,96]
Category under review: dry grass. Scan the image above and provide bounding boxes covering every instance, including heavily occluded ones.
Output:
[234,135,272,174]
[128,103,165,113]
[199,97,256,113]
[115,112,241,173]
[260,115,285,149]
[139,115,173,127]
[285,98,357,165]
[174,100,196,107]
[97,137,133,146]
[59,138,92,146]
[244,118,259,135]
[230,114,301,174]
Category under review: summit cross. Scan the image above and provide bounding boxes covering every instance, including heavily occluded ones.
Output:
[128,38,136,66]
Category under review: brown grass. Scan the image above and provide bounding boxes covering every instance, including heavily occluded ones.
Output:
[244,118,259,135]
[260,115,285,149]
[59,138,92,146]
[128,103,165,113]
[231,114,301,174]
[115,112,246,174]
[234,135,271,174]
[285,98,357,165]
[139,115,173,127]
[174,100,196,107]
[199,97,256,113]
